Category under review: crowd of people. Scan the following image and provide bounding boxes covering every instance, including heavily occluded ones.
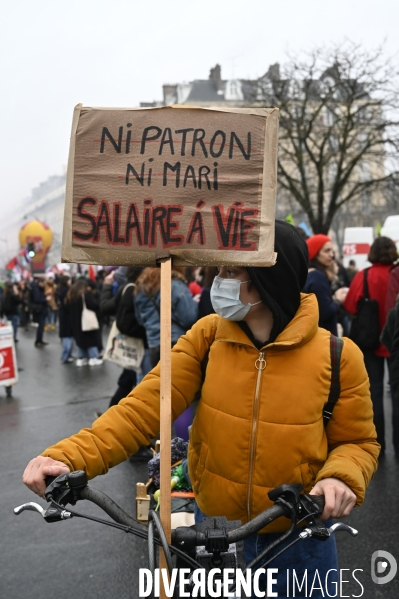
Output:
[1,232,399,456]
[301,232,399,457]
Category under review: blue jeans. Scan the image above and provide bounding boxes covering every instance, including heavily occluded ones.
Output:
[35,313,46,344]
[136,349,152,384]
[77,346,98,359]
[47,309,57,325]
[61,337,73,362]
[195,505,338,598]
[10,315,19,341]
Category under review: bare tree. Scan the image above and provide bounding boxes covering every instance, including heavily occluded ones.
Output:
[256,43,399,234]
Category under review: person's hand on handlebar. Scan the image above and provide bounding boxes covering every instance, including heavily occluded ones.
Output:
[23,456,70,498]
[310,477,356,520]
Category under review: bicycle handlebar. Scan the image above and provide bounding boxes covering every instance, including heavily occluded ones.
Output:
[41,474,325,544]
[18,474,326,547]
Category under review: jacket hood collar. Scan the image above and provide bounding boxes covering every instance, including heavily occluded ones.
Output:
[215,293,319,349]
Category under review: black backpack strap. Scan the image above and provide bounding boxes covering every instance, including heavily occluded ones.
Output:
[363,268,370,300]
[323,334,344,426]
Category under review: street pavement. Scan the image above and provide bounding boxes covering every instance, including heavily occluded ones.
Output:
[0,325,398,598]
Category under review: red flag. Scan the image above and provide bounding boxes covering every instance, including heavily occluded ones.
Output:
[88,265,96,282]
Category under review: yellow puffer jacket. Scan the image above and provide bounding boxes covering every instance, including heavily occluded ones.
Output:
[42,294,379,532]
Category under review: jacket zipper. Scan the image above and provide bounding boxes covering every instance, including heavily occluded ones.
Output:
[247,351,266,522]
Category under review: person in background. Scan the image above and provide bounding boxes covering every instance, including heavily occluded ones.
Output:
[328,259,350,337]
[303,234,348,335]
[18,279,31,330]
[1,282,21,342]
[56,275,74,364]
[86,278,103,357]
[346,259,358,283]
[186,267,203,298]
[30,276,49,348]
[45,277,58,331]
[385,259,399,314]
[66,279,103,367]
[381,298,399,456]
[198,267,218,319]
[344,236,398,453]
[134,266,198,441]
[100,267,148,407]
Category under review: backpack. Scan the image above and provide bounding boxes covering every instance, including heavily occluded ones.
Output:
[349,268,380,352]
[116,283,145,338]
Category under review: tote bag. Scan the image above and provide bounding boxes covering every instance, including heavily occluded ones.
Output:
[104,320,144,371]
[81,295,100,332]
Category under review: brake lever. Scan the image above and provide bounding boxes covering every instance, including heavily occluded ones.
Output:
[328,522,358,536]
[14,501,73,523]
[299,520,358,540]
[14,502,46,517]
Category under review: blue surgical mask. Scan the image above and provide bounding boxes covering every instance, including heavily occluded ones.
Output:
[210,276,262,321]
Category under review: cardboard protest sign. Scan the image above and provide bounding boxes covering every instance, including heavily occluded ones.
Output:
[62,105,279,266]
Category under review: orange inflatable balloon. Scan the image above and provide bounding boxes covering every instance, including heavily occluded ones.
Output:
[19,221,53,267]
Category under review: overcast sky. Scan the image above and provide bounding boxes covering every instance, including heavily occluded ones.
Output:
[1,0,398,214]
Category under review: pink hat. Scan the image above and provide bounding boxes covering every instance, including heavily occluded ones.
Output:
[306,234,331,261]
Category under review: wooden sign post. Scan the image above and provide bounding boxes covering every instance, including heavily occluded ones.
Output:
[159,257,172,589]
[62,104,279,596]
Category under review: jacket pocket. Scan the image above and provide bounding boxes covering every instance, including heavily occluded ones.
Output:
[193,443,208,494]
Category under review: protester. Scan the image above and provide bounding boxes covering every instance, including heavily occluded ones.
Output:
[344,236,398,453]
[66,279,103,366]
[198,266,218,319]
[186,267,203,297]
[387,302,399,457]
[346,259,358,283]
[30,276,49,348]
[134,266,198,440]
[23,221,379,598]
[18,279,31,330]
[381,301,399,456]
[303,234,348,335]
[0,282,21,342]
[86,278,103,357]
[385,260,399,314]
[100,267,147,408]
[134,267,198,368]
[45,277,58,331]
[56,275,74,364]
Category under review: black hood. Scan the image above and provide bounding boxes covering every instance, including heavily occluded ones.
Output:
[247,220,309,341]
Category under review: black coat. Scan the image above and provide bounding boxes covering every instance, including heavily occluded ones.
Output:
[100,283,147,343]
[56,287,73,338]
[1,291,21,317]
[30,283,48,321]
[303,269,339,335]
[69,292,100,349]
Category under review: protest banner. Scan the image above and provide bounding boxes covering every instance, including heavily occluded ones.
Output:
[62,105,279,266]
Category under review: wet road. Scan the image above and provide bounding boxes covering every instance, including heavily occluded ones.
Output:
[0,326,398,598]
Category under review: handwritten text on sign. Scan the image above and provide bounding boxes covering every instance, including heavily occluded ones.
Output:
[71,108,267,257]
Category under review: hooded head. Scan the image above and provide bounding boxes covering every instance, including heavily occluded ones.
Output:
[247,220,308,340]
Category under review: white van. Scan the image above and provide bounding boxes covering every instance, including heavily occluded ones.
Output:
[380,215,399,249]
[342,227,374,271]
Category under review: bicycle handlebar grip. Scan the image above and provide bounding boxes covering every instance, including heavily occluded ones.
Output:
[45,476,57,490]
[308,495,325,513]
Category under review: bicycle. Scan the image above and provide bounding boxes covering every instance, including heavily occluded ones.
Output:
[14,472,358,597]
